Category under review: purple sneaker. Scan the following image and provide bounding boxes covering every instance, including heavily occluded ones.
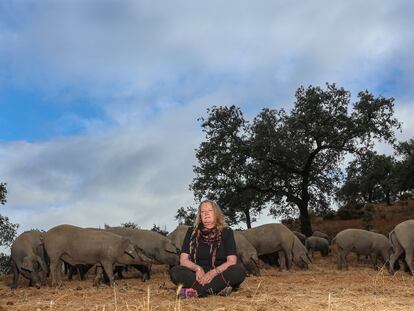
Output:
[179,287,199,299]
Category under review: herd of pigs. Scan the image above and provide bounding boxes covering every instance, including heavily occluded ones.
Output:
[9,219,414,289]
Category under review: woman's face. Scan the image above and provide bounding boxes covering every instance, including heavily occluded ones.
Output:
[200,202,216,228]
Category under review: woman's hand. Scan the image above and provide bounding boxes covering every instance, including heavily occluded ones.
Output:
[199,269,218,285]
[195,267,205,283]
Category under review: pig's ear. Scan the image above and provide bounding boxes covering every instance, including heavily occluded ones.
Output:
[165,242,179,254]
[21,257,34,272]
[125,244,137,258]
[119,237,134,258]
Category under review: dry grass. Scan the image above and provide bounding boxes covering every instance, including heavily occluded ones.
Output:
[1,255,414,311]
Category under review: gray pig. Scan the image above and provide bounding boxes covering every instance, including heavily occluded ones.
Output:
[389,219,414,275]
[105,227,180,281]
[332,228,391,270]
[44,224,149,287]
[234,231,261,276]
[312,230,329,241]
[241,223,311,270]
[293,231,306,245]
[10,230,48,289]
[167,225,190,249]
[168,225,261,276]
[305,236,329,258]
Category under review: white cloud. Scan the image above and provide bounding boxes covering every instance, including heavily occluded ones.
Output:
[1,0,414,236]
[0,101,205,233]
[2,0,413,103]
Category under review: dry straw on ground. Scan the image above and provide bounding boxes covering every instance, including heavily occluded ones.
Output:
[1,255,414,311]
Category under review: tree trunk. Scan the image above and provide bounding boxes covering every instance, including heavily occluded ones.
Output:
[298,203,313,236]
[385,191,391,205]
[244,209,252,229]
[299,169,313,236]
[368,190,373,203]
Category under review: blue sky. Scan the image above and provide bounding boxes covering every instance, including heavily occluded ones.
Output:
[1,0,414,234]
[0,86,110,141]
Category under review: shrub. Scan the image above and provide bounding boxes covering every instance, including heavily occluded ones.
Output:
[0,253,11,275]
[322,211,336,220]
[362,204,374,225]
[336,207,364,220]
[399,192,414,201]
[281,217,294,225]
[336,203,374,220]
[151,224,169,236]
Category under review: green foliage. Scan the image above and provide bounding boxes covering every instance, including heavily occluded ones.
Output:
[399,192,414,201]
[0,215,18,247]
[322,210,337,220]
[120,222,141,229]
[190,105,261,228]
[395,139,414,194]
[0,253,12,275]
[336,203,375,221]
[150,224,168,236]
[29,228,46,233]
[0,183,6,205]
[0,183,19,249]
[175,206,197,226]
[364,203,375,212]
[0,182,18,275]
[337,151,398,205]
[191,84,399,234]
[362,203,375,230]
[281,217,295,225]
[336,204,365,220]
[338,138,414,207]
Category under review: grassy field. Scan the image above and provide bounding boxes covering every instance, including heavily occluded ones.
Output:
[1,253,414,311]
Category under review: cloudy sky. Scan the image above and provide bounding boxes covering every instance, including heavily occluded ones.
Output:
[1,0,413,235]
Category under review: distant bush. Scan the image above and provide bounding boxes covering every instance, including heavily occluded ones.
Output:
[322,211,336,220]
[151,224,168,236]
[364,203,375,212]
[281,217,295,225]
[337,206,363,220]
[0,253,11,275]
[336,203,374,221]
[362,206,374,230]
[399,192,414,201]
[120,222,141,229]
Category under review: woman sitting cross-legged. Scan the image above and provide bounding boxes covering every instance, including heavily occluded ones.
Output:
[169,199,246,298]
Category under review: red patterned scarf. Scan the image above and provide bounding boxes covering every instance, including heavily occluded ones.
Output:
[189,224,222,268]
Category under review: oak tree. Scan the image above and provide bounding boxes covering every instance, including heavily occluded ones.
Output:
[191,84,400,235]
